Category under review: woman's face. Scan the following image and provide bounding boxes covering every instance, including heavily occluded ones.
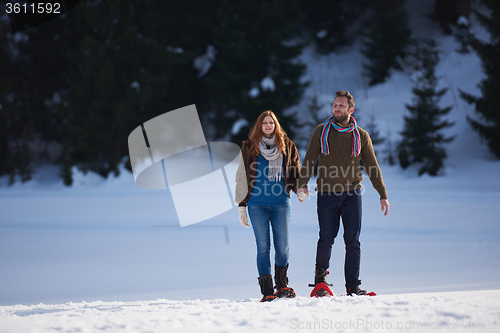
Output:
[262,116,275,138]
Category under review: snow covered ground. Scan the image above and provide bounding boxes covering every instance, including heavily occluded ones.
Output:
[2,1,500,332]
[2,290,500,333]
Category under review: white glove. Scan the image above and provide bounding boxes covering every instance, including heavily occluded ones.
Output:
[239,206,249,228]
[297,189,309,203]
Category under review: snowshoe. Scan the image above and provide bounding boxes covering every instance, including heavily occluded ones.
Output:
[310,282,334,297]
[260,295,278,302]
[345,285,376,296]
[274,286,296,299]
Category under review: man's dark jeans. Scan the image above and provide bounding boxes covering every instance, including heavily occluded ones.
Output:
[316,189,362,289]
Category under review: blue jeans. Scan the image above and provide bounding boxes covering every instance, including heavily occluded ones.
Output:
[316,189,362,289]
[248,205,290,277]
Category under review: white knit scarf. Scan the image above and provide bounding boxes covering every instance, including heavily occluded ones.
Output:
[258,136,283,182]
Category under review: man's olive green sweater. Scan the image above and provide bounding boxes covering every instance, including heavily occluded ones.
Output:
[297,122,388,200]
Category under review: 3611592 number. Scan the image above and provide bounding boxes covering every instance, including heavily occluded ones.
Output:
[5,2,61,14]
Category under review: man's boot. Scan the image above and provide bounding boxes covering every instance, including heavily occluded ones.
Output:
[274,263,296,298]
[346,280,368,296]
[310,268,334,297]
[314,268,332,286]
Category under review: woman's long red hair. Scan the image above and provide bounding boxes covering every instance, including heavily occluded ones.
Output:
[248,110,287,156]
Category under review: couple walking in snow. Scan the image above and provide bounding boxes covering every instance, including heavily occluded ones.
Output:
[235,91,390,302]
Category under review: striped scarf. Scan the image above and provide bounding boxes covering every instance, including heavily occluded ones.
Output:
[320,115,361,157]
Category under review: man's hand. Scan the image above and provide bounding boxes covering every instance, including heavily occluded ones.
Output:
[380,199,389,216]
[297,188,309,203]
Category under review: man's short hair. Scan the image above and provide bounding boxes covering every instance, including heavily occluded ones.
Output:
[334,91,355,109]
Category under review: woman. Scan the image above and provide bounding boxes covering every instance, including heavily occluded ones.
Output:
[235,110,303,302]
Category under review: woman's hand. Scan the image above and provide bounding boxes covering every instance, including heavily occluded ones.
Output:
[239,206,249,228]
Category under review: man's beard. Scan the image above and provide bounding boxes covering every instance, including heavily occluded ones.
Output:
[334,113,349,124]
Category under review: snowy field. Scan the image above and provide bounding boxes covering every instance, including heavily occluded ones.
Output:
[2,1,500,332]
[2,291,500,333]
[1,149,499,333]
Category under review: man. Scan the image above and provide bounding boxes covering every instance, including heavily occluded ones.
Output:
[297,90,389,296]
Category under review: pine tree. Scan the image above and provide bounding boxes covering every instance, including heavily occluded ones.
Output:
[0,10,72,184]
[206,0,307,142]
[434,0,471,35]
[454,16,472,54]
[297,94,327,148]
[398,38,455,176]
[1,1,307,185]
[297,0,370,54]
[383,127,397,166]
[57,1,209,185]
[298,0,346,54]
[364,113,385,156]
[459,0,500,159]
[361,0,412,86]
[0,15,17,182]
[299,94,328,176]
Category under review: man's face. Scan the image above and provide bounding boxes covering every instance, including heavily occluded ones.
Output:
[332,96,353,124]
